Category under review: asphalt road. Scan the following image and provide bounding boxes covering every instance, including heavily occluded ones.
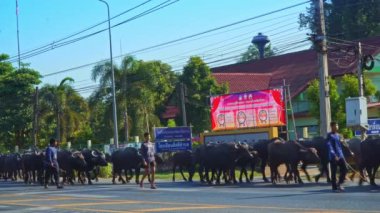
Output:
[0,179,379,213]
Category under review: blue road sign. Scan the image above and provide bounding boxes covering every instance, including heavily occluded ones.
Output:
[355,118,380,136]
[154,127,191,140]
[154,127,192,152]
[155,140,192,153]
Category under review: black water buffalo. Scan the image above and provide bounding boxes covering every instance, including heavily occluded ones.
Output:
[268,140,320,184]
[110,147,144,184]
[346,138,363,182]
[235,144,258,183]
[3,153,22,181]
[193,145,208,183]
[171,150,195,182]
[57,150,87,184]
[0,154,5,179]
[22,150,44,184]
[359,138,380,186]
[251,139,274,182]
[298,137,354,183]
[80,149,108,184]
[201,142,254,184]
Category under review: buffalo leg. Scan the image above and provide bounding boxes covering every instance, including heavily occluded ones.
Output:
[172,164,176,182]
[369,166,379,186]
[86,171,93,185]
[112,169,117,184]
[198,165,205,183]
[301,163,311,182]
[261,158,269,182]
[292,164,303,184]
[179,166,187,181]
[249,160,256,181]
[270,164,277,184]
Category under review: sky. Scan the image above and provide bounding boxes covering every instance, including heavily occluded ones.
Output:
[0,0,310,97]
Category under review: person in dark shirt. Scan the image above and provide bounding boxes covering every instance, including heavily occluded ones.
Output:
[139,132,157,189]
[326,121,347,192]
[44,138,63,189]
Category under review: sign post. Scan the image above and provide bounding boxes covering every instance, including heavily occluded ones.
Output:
[154,127,192,153]
[355,118,380,137]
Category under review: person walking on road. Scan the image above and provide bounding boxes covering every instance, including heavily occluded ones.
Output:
[326,121,347,192]
[44,138,63,189]
[139,132,157,189]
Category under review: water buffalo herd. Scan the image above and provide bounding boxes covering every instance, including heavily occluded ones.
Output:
[172,137,380,186]
[0,137,379,188]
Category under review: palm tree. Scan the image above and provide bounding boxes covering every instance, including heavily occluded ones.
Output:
[90,56,176,139]
[91,56,137,142]
[39,77,88,143]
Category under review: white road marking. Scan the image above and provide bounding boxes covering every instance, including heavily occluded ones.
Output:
[25,206,52,211]
[52,193,116,198]
[153,187,199,192]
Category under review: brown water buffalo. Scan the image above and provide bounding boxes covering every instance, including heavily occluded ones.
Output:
[268,140,320,184]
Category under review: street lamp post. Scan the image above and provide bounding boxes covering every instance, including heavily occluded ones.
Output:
[98,0,119,148]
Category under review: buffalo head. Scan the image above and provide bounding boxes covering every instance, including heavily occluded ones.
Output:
[90,149,108,166]
[71,151,87,169]
[300,147,320,164]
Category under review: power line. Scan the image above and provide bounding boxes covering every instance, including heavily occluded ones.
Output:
[170,40,311,72]
[327,37,380,50]
[128,11,306,57]
[164,24,307,65]
[7,0,154,61]
[167,31,309,68]
[7,0,179,63]
[41,1,310,78]
[125,1,310,56]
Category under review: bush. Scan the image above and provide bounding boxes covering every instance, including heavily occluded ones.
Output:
[98,164,112,178]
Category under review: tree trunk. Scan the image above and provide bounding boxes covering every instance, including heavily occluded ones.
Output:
[124,110,128,143]
[57,111,61,142]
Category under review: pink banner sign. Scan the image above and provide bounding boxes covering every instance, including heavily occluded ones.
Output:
[210,89,286,130]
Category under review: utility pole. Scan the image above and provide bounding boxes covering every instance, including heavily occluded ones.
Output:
[315,0,331,137]
[357,42,368,141]
[180,83,187,126]
[357,42,364,97]
[98,0,119,148]
[33,87,39,146]
[16,0,21,69]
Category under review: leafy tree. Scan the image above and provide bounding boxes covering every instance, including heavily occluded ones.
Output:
[90,56,177,140]
[306,74,376,138]
[306,77,340,124]
[299,0,380,40]
[167,119,177,127]
[239,44,276,62]
[180,56,228,133]
[39,77,88,145]
[0,54,41,148]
